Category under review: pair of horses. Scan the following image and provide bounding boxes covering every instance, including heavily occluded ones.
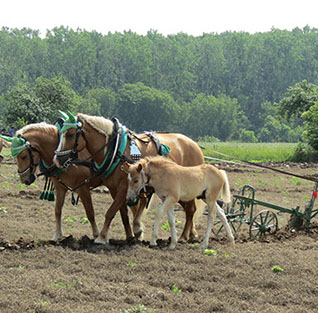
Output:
[7,112,233,249]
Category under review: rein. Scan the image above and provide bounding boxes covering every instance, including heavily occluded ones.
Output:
[210,150,318,183]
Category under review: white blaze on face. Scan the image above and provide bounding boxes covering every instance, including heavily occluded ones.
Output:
[53,133,66,166]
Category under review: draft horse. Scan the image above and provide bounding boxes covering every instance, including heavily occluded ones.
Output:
[126,156,235,250]
[1,123,104,240]
[54,112,205,245]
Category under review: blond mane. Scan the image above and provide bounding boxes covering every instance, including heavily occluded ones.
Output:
[78,113,114,137]
[17,122,58,137]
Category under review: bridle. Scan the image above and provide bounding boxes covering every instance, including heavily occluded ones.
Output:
[16,135,40,178]
[55,117,88,169]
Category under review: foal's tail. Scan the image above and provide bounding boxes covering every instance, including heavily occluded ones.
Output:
[220,170,231,204]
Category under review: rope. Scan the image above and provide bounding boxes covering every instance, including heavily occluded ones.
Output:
[207,150,318,183]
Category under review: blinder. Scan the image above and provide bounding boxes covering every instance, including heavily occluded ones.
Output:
[16,135,39,182]
[55,118,88,169]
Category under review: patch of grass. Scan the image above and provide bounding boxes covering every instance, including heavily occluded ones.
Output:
[201,142,297,163]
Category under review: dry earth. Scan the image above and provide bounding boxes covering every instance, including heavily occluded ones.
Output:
[1,156,318,313]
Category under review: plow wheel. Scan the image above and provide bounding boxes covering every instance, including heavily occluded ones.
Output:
[249,210,278,239]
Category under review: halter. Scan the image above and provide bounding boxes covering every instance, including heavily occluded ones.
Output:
[136,169,151,195]
[55,117,88,168]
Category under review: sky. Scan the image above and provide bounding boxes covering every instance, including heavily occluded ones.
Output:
[1,0,318,37]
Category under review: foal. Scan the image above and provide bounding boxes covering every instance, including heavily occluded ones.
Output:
[126,156,235,250]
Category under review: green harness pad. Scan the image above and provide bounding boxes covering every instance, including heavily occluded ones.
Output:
[159,143,171,156]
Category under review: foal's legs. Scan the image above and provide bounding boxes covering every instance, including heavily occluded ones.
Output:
[150,197,176,247]
[77,186,99,239]
[216,204,235,245]
[201,201,217,250]
[167,207,178,249]
[51,183,66,241]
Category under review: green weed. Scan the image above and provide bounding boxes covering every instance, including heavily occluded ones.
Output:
[64,216,77,222]
[161,221,170,231]
[272,265,284,273]
[0,207,7,213]
[80,217,89,224]
[123,304,155,312]
[172,284,182,295]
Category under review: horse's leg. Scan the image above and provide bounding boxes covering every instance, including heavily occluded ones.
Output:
[150,197,176,247]
[131,197,147,240]
[179,200,197,242]
[167,207,177,249]
[201,200,217,250]
[77,186,99,239]
[216,204,235,245]
[51,184,66,241]
[95,187,133,244]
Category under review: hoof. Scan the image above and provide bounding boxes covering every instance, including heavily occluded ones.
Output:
[149,240,157,247]
[134,230,144,241]
[94,237,108,245]
[51,233,63,241]
[168,243,176,250]
[178,237,188,244]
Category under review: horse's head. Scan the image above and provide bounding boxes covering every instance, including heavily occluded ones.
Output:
[1,135,40,185]
[124,159,149,203]
[54,111,87,169]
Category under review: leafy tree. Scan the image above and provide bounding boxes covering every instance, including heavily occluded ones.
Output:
[277,80,318,120]
[116,83,180,132]
[78,88,116,117]
[182,93,245,140]
[3,76,80,126]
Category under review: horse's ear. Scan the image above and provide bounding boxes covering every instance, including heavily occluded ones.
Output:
[121,161,131,174]
[137,163,143,172]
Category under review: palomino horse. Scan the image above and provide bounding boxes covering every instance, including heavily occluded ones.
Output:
[126,156,235,250]
[4,123,105,240]
[54,112,205,245]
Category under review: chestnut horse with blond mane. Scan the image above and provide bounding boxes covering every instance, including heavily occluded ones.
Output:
[10,123,106,240]
[126,156,235,250]
[54,112,205,245]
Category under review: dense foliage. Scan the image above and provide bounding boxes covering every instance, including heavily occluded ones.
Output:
[1,26,318,144]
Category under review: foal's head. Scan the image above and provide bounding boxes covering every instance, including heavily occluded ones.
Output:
[124,159,149,203]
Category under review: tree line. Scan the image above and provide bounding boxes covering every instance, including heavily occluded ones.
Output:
[1,26,318,143]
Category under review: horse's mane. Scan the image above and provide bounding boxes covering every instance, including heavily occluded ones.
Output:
[78,113,114,137]
[17,122,58,137]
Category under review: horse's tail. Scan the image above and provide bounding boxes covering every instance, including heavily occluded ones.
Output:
[220,170,231,204]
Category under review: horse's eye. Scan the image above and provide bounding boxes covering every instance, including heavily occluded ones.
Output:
[134,179,139,184]
[21,155,27,161]
[66,133,74,139]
